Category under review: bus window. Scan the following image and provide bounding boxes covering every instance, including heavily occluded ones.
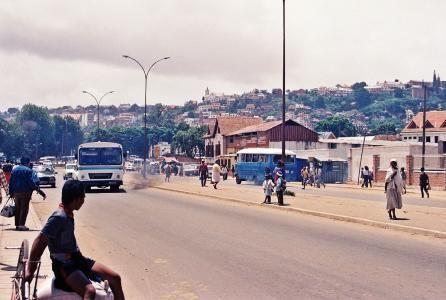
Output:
[273,154,294,164]
[258,154,266,162]
[252,154,259,162]
[246,154,253,162]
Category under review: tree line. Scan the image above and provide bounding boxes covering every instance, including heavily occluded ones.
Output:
[0,104,206,160]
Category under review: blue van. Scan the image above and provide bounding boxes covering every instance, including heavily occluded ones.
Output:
[235,148,306,185]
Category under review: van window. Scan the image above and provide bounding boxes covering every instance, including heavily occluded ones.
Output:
[246,154,253,162]
[258,155,266,162]
[252,154,259,162]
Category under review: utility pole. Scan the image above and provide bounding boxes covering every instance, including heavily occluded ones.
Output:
[422,83,427,169]
[281,0,286,163]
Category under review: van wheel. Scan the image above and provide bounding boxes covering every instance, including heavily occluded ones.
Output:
[111,185,120,193]
[236,176,242,184]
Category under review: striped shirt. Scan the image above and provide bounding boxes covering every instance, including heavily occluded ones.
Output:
[0,169,9,200]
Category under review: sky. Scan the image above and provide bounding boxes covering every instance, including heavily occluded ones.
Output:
[1,0,446,110]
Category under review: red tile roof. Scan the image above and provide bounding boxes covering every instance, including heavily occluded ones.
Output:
[205,117,262,138]
[402,111,446,132]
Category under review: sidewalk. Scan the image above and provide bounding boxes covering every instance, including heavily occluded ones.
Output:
[0,200,51,299]
[129,174,446,239]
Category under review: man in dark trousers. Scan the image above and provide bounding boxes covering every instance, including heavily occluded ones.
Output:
[275,171,285,206]
[9,157,46,231]
[198,160,208,187]
[419,167,430,198]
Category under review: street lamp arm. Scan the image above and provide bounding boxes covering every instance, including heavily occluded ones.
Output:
[99,91,115,104]
[123,55,147,78]
[147,57,170,76]
[82,91,99,105]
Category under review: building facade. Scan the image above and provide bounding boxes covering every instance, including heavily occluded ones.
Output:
[401,111,446,143]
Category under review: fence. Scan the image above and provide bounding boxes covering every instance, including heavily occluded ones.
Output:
[372,154,446,189]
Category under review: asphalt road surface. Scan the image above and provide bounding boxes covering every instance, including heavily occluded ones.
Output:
[32,176,446,299]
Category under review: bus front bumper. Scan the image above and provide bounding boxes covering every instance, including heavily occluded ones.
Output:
[81,180,123,187]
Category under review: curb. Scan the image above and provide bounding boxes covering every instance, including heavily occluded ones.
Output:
[153,186,446,239]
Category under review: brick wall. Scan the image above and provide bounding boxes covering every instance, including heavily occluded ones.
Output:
[371,154,445,190]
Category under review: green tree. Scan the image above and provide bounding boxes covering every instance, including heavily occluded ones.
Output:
[172,126,207,157]
[16,104,55,160]
[315,116,357,137]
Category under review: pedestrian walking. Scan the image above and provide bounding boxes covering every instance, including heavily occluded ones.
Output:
[363,166,370,188]
[275,171,285,206]
[384,159,403,220]
[419,167,430,198]
[9,157,46,231]
[262,174,274,204]
[400,167,407,194]
[164,163,172,182]
[2,160,13,184]
[231,165,235,178]
[0,164,9,204]
[221,165,228,181]
[302,166,309,190]
[198,160,208,187]
[179,164,184,177]
[212,162,221,189]
[315,167,325,188]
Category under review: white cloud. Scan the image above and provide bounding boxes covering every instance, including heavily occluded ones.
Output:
[0,0,446,110]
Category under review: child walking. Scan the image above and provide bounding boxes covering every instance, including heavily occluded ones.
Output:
[262,174,274,204]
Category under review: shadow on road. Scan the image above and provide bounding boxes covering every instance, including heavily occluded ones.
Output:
[86,188,127,194]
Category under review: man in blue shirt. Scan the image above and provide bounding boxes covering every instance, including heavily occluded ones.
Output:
[9,157,45,231]
[25,180,125,299]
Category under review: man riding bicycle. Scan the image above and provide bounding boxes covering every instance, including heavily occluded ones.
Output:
[25,180,125,299]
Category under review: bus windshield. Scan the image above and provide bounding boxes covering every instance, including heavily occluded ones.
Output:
[79,147,122,165]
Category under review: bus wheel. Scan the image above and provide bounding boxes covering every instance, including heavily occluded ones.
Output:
[236,176,242,184]
[111,185,120,193]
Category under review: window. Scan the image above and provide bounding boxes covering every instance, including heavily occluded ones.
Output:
[403,137,407,140]
[351,144,361,148]
[252,154,259,162]
[435,136,439,143]
[246,154,253,162]
[258,155,266,162]
[426,136,431,143]
[418,137,423,142]
[229,136,234,143]
[329,143,337,149]
[273,155,295,164]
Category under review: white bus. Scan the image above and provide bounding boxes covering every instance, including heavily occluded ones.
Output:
[73,142,124,192]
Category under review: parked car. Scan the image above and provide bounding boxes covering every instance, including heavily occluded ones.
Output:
[33,165,57,188]
[63,163,77,180]
[125,162,136,171]
[183,164,199,176]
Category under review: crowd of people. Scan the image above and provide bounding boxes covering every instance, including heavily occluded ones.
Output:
[300,166,325,190]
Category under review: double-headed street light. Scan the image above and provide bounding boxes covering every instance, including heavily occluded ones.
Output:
[122,55,170,178]
[82,90,115,132]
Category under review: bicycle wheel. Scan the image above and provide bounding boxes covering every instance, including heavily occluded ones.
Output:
[17,239,29,299]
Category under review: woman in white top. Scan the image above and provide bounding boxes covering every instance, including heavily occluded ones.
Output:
[385,159,404,220]
[212,162,221,189]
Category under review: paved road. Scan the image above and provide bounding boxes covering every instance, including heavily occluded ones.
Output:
[33,177,446,299]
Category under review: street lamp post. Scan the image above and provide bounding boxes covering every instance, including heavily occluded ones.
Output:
[82,90,115,132]
[422,83,427,169]
[281,0,286,163]
[122,55,170,178]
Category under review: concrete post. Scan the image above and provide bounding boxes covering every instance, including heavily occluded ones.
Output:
[372,155,380,183]
[406,155,414,186]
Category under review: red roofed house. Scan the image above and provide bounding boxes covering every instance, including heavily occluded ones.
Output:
[204,117,262,161]
[225,119,319,154]
[401,111,446,143]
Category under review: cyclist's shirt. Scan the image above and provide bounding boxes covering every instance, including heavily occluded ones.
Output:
[41,207,79,260]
